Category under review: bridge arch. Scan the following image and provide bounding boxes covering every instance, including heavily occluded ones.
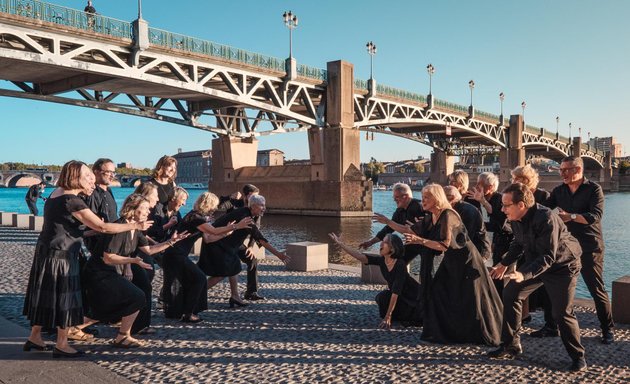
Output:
[5,173,42,188]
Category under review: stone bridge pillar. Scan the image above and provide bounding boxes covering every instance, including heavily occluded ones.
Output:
[499,114,525,187]
[429,151,454,185]
[210,136,258,185]
[601,151,612,184]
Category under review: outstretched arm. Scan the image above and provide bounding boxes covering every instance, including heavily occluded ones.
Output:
[329,232,368,264]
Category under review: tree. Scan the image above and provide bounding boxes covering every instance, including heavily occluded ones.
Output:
[414,162,425,173]
[364,158,385,182]
[619,160,630,175]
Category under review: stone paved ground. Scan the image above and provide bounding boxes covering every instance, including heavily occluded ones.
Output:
[0,226,629,383]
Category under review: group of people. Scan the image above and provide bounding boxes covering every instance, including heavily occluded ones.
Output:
[20,154,613,371]
[332,156,613,372]
[21,156,287,357]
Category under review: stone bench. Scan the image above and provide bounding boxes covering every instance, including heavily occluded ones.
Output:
[29,215,44,231]
[285,241,328,272]
[0,212,17,226]
[12,213,31,229]
[612,275,630,324]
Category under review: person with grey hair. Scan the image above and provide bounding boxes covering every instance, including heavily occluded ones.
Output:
[471,172,512,297]
[365,183,425,263]
[443,185,491,260]
[201,194,288,302]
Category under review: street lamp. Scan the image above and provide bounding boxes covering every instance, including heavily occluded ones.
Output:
[366,41,377,80]
[555,116,559,138]
[569,122,572,141]
[521,101,526,120]
[137,0,142,19]
[499,92,505,124]
[468,80,475,105]
[426,63,435,95]
[282,11,298,59]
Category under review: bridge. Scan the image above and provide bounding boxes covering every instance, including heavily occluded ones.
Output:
[0,0,612,215]
[0,169,58,187]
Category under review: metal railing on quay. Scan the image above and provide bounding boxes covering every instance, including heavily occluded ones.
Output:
[0,0,132,39]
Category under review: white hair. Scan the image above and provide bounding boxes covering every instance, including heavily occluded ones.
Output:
[249,194,266,207]
[392,182,412,196]
[478,172,499,192]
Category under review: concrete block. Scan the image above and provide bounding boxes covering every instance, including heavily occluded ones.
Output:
[285,241,328,272]
[29,215,44,231]
[1,212,17,226]
[612,275,630,324]
[12,214,30,229]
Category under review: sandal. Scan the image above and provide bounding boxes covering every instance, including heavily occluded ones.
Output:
[67,327,95,341]
[136,327,157,335]
[111,334,144,349]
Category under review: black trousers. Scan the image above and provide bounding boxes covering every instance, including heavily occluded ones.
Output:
[26,200,38,216]
[238,249,258,294]
[501,271,585,361]
[130,264,152,334]
[540,250,614,332]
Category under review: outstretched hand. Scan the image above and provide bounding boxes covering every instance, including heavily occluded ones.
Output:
[379,317,392,330]
[489,263,508,280]
[328,232,342,244]
[372,213,389,225]
[170,230,190,243]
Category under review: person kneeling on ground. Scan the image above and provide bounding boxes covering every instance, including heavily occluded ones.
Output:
[329,232,422,329]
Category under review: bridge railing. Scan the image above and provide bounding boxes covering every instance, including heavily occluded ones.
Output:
[0,0,132,39]
[434,98,468,115]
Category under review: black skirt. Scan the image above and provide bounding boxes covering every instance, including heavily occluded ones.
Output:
[23,242,84,328]
[197,241,242,277]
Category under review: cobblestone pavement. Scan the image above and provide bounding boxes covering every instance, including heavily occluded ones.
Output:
[1,226,629,383]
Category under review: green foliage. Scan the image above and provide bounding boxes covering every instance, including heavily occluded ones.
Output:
[619,160,630,175]
[414,162,425,173]
[364,157,385,182]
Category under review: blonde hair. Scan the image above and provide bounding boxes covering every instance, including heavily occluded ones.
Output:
[152,155,178,182]
[422,183,451,210]
[171,186,189,202]
[511,164,540,190]
[193,192,219,215]
[119,194,149,220]
[447,170,469,195]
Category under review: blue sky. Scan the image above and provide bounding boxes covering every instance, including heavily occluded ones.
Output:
[1,0,628,168]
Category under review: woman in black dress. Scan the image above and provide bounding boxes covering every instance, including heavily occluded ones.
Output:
[22,161,153,358]
[83,194,188,345]
[162,192,252,322]
[148,155,177,206]
[404,184,502,346]
[329,233,422,328]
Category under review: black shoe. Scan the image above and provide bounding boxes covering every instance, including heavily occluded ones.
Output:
[529,326,559,338]
[229,297,248,308]
[522,315,532,324]
[23,340,52,352]
[52,347,85,358]
[82,326,99,336]
[487,344,523,360]
[567,357,587,372]
[602,329,614,344]
[244,292,265,301]
[180,314,203,324]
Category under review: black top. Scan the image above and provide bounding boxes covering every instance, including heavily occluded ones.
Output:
[38,194,88,253]
[464,195,482,212]
[218,195,245,213]
[533,188,550,206]
[212,207,268,250]
[25,185,42,202]
[84,5,96,13]
[501,204,582,280]
[546,178,604,253]
[148,179,175,206]
[452,200,491,260]
[365,254,420,302]
[89,219,149,273]
[149,205,182,243]
[81,186,118,223]
[169,211,208,257]
[376,198,425,262]
[485,192,511,235]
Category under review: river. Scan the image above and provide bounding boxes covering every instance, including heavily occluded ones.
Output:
[1,187,628,299]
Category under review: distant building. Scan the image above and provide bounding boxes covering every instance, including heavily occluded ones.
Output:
[117,162,134,169]
[173,149,212,184]
[588,136,623,158]
[257,149,284,167]
[285,159,310,166]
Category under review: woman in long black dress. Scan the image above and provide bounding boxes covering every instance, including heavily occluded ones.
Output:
[162,192,252,322]
[404,184,502,346]
[83,194,188,345]
[22,161,153,358]
[329,233,422,328]
[148,155,177,206]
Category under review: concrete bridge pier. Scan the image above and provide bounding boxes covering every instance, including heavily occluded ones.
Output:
[499,114,525,187]
[209,60,372,217]
[429,151,454,185]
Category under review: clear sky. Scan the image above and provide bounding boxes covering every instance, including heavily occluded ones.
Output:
[1,0,628,168]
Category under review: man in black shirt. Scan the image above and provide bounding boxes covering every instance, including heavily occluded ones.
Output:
[218,184,264,300]
[444,185,491,260]
[82,158,118,253]
[544,156,614,344]
[25,181,46,215]
[362,183,425,263]
[211,194,288,298]
[488,183,586,372]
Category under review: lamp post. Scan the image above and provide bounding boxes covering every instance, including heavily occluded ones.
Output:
[555,116,559,139]
[366,41,377,79]
[521,101,526,120]
[138,0,142,19]
[569,122,572,141]
[282,11,298,59]
[499,92,505,125]
[468,80,475,117]
[426,64,435,108]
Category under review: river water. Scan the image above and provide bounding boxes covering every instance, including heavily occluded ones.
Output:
[1,187,628,299]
